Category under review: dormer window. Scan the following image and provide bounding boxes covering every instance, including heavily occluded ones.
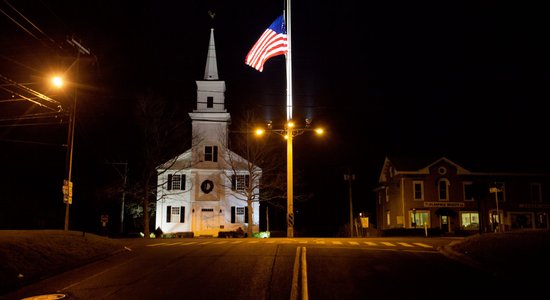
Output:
[207,96,214,108]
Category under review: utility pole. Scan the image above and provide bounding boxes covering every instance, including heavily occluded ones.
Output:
[63,37,91,231]
[344,169,355,237]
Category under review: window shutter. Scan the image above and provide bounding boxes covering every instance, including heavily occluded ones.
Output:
[205,146,212,161]
[166,206,172,223]
[245,175,250,188]
[231,206,236,223]
[181,175,186,190]
[231,175,236,190]
[213,146,218,162]
[167,174,173,190]
[180,206,185,223]
[245,206,249,223]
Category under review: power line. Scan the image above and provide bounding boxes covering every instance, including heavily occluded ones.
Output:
[0,73,62,111]
[0,121,65,128]
[0,111,66,122]
[0,0,59,49]
[0,137,64,147]
[0,6,39,40]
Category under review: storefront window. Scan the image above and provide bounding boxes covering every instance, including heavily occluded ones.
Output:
[460,212,479,230]
[410,210,430,228]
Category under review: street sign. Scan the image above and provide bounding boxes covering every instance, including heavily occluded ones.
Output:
[101,215,109,227]
[62,180,73,204]
[489,187,502,193]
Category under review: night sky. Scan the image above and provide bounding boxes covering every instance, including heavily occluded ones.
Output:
[1,1,548,235]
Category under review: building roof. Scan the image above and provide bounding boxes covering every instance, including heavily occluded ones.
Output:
[379,154,550,183]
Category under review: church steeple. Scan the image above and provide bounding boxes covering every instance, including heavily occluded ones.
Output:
[204,28,219,80]
[192,26,226,113]
[189,23,230,148]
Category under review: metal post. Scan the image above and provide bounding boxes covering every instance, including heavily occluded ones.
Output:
[287,124,294,237]
[412,208,417,229]
[490,184,501,232]
[494,187,500,232]
[345,170,354,237]
[120,163,128,234]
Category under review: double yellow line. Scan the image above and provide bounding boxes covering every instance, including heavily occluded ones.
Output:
[290,246,308,300]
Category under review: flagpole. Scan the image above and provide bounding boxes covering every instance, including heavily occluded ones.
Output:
[286,2,292,120]
[285,0,294,237]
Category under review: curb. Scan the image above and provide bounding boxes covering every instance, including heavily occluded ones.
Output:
[437,242,489,273]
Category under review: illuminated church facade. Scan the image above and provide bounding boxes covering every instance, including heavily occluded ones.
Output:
[154,28,260,237]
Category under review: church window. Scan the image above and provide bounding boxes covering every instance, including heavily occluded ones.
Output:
[231,206,249,223]
[205,146,218,162]
[231,174,250,191]
[207,96,214,108]
[167,174,185,190]
[166,206,185,223]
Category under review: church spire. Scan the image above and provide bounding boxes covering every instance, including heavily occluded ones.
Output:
[191,17,227,114]
[204,27,219,80]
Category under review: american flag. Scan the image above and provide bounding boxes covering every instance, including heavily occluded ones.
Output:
[245,15,288,72]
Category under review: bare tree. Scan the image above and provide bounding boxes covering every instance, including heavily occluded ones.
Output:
[131,89,191,237]
[220,111,287,237]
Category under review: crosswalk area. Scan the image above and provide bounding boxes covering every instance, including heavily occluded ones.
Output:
[146,239,434,249]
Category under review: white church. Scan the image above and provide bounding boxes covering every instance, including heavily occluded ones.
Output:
[154,28,260,237]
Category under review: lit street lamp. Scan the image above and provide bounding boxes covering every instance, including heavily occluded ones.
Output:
[57,37,90,231]
[52,74,76,231]
[51,76,63,88]
[257,118,324,237]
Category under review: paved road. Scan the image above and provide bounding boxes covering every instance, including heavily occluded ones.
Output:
[3,237,505,300]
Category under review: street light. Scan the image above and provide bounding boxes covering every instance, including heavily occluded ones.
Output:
[257,119,324,237]
[51,37,91,232]
[51,76,64,88]
[52,75,76,231]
